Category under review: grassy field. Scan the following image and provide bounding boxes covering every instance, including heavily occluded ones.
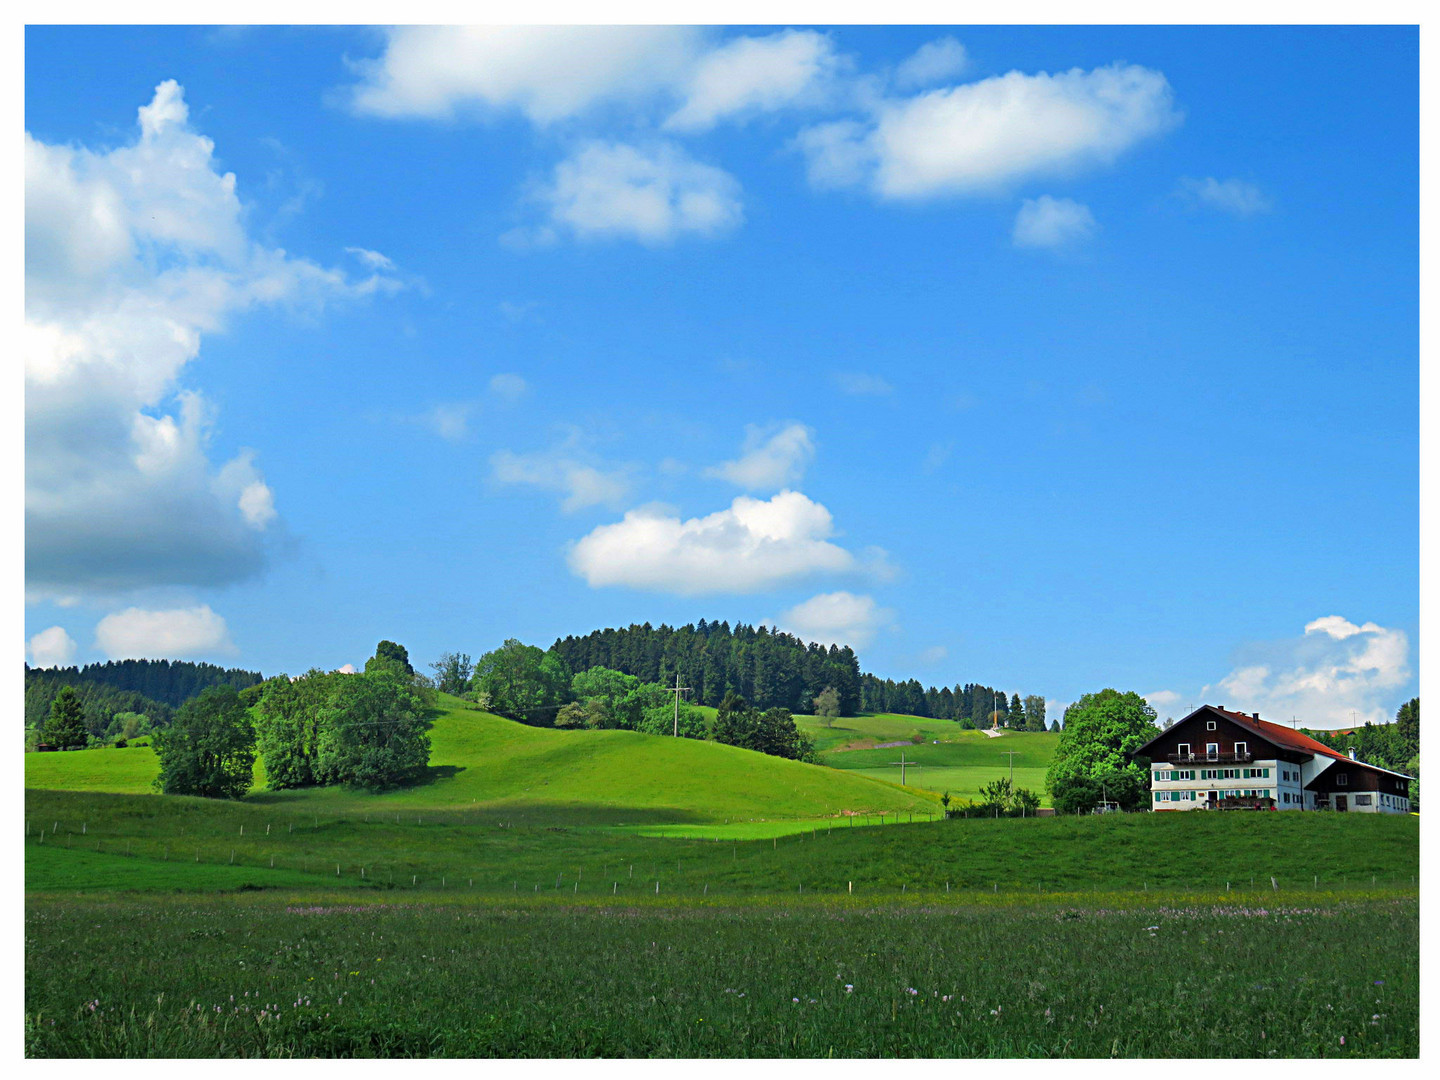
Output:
[24,702,1418,1058]
[811,720,1060,804]
[25,697,937,826]
[25,888,1417,1057]
[25,789,1418,897]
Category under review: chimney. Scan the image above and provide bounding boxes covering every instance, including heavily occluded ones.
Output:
[1253,712,1260,720]
[1348,747,1357,761]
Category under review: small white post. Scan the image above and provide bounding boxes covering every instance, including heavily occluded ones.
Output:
[848,881,852,894]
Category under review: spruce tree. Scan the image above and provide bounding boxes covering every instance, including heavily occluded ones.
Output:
[43,686,89,749]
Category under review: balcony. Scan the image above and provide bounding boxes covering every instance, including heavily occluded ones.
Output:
[1167,751,1254,764]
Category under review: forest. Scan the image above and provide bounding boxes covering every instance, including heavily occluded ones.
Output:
[548,620,1045,728]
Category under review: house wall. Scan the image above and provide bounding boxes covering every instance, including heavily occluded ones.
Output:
[1306,759,1412,813]
[1151,759,1298,810]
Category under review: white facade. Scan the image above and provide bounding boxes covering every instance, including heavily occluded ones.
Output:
[1151,759,1297,811]
[1151,754,1412,813]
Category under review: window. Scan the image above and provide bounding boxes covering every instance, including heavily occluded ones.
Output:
[1336,774,1349,786]
[1355,795,1372,807]
[1206,743,1219,759]
[1235,741,1248,757]
[1177,743,1190,758]
[1207,721,1217,731]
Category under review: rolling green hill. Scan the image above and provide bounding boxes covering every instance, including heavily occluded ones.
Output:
[25,695,936,826]
[797,713,1060,803]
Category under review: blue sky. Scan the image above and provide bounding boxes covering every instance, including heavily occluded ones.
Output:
[23,25,1418,727]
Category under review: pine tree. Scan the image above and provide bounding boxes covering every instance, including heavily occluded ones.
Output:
[43,686,89,749]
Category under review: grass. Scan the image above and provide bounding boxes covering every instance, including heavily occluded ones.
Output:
[25,696,938,826]
[24,889,1417,1057]
[25,789,1418,898]
[812,722,1060,804]
[23,703,1418,1058]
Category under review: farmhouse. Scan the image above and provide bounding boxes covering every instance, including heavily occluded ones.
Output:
[1132,705,1413,813]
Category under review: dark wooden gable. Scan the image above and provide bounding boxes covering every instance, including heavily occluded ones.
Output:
[1134,706,1309,765]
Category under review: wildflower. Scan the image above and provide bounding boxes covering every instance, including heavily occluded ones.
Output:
[844,985,854,993]
[792,998,799,1004]
[906,987,918,996]
[1374,980,1385,986]
[1340,1036,1345,1046]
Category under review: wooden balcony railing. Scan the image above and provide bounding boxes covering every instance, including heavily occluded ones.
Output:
[1167,751,1254,764]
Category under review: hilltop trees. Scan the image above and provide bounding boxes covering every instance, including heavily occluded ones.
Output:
[713,694,815,761]
[429,652,474,696]
[1044,690,1158,813]
[153,686,256,799]
[252,670,338,789]
[43,686,89,749]
[474,639,570,720]
[1023,695,1047,732]
[813,686,841,725]
[367,640,414,677]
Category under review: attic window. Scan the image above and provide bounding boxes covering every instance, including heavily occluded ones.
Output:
[1336,774,1348,786]
[1206,721,1217,731]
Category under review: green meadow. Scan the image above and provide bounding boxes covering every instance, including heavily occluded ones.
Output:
[25,697,1420,1058]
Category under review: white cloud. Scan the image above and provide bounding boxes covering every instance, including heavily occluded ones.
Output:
[519,141,743,247]
[335,663,357,674]
[894,37,969,89]
[777,591,895,649]
[94,605,236,659]
[1201,615,1410,729]
[665,29,842,132]
[423,402,476,443]
[488,373,528,402]
[798,63,1179,199]
[345,26,702,124]
[1012,195,1098,248]
[345,246,395,270]
[25,80,398,599]
[1178,176,1271,216]
[27,626,77,669]
[833,372,894,396]
[1145,690,1182,718]
[705,422,816,491]
[917,644,949,665]
[568,490,879,594]
[490,434,634,513]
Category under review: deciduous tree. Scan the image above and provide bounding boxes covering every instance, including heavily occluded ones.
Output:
[1044,689,1158,813]
[153,685,256,799]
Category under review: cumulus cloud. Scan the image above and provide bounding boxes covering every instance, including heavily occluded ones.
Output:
[568,490,880,594]
[798,63,1179,199]
[1178,176,1272,216]
[335,663,357,674]
[94,605,236,659]
[833,372,894,396]
[917,644,949,665]
[705,422,816,491]
[490,433,634,512]
[1145,689,1182,720]
[513,141,743,247]
[894,37,969,89]
[25,80,398,598]
[777,591,895,649]
[1201,615,1410,729]
[27,626,77,669]
[665,29,843,132]
[1012,195,1098,248]
[345,26,702,124]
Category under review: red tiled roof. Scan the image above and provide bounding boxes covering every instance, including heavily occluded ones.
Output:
[1207,708,1351,763]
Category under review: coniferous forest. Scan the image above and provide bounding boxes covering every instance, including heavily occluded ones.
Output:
[549,621,1046,728]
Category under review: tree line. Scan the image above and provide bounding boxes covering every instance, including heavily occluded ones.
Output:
[544,620,1046,728]
[152,642,434,799]
[25,672,174,747]
[26,658,263,708]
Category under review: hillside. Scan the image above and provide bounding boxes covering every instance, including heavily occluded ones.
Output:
[25,695,937,825]
[797,712,1060,804]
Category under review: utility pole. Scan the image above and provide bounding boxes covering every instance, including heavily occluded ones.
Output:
[890,752,922,786]
[665,671,691,737]
[1001,751,1020,786]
